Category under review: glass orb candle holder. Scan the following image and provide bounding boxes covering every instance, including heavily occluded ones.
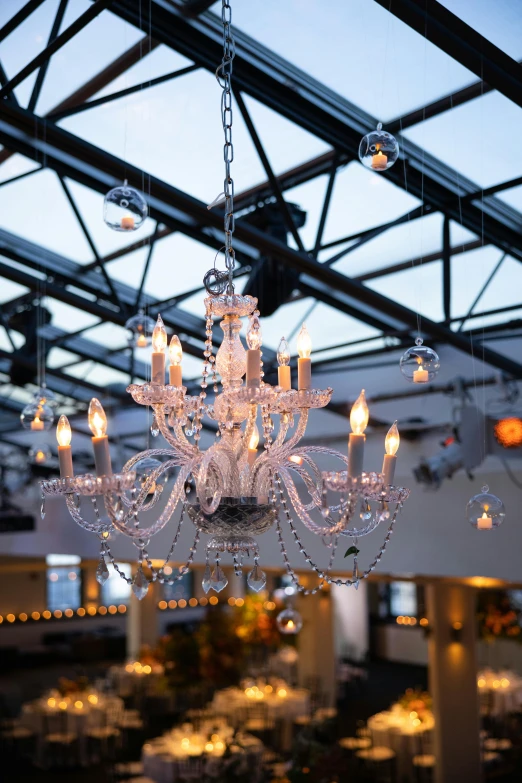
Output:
[134,456,164,495]
[20,400,55,431]
[125,310,157,348]
[400,338,440,383]
[103,180,148,232]
[467,485,505,531]
[276,607,303,635]
[29,444,52,465]
[359,123,399,171]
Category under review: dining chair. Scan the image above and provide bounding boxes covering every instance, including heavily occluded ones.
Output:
[178,756,205,781]
[412,728,435,782]
[43,711,78,767]
[355,724,397,783]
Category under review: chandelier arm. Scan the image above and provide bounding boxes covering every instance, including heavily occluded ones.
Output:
[65,494,107,533]
[158,530,201,586]
[277,467,351,536]
[272,416,290,449]
[195,444,225,515]
[105,461,195,539]
[237,403,257,464]
[284,462,322,511]
[277,409,309,455]
[153,404,199,458]
[245,410,310,495]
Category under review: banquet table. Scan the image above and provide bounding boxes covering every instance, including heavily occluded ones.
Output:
[210,682,310,750]
[477,669,522,716]
[142,719,264,783]
[21,690,124,765]
[109,661,165,701]
[368,705,434,783]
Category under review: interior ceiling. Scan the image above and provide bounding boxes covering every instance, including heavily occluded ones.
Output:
[0,0,521,462]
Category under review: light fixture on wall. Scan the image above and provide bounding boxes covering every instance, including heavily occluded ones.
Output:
[41,0,410,604]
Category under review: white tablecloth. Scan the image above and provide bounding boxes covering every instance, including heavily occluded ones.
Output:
[477,669,522,715]
[142,722,263,783]
[21,691,123,765]
[368,706,434,783]
[109,662,165,699]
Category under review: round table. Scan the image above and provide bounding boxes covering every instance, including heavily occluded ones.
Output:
[368,706,434,783]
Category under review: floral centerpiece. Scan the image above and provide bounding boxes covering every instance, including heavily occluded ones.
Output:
[398,688,432,722]
[57,676,90,696]
[477,591,522,641]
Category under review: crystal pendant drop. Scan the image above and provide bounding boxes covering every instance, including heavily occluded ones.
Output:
[96,558,110,585]
[150,414,159,437]
[247,564,267,592]
[202,563,212,594]
[40,494,46,520]
[132,567,149,600]
[210,564,228,593]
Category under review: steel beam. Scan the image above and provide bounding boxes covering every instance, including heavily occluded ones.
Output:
[0,1,47,45]
[0,104,520,376]
[374,0,522,110]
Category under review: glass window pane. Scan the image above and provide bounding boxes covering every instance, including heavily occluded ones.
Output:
[390,582,417,617]
[101,563,131,605]
[365,260,444,323]
[163,571,193,602]
[47,565,81,611]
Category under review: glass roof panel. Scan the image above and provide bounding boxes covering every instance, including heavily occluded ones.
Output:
[84,322,130,351]
[36,3,144,115]
[46,347,81,369]
[45,298,99,332]
[64,361,130,388]
[365,261,444,323]
[320,161,421,249]
[438,0,522,59]
[0,279,29,305]
[450,245,505,321]
[467,256,522,313]
[143,234,222,302]
[0,169,93,263]
[403,91,522,190]
[104,246,152,294]
[0,155,40,185]
[59,67,267,202]
[497,185,522,214]
[230,0,477,121]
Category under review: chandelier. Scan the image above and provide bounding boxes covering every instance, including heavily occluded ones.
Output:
[40,0,410,602]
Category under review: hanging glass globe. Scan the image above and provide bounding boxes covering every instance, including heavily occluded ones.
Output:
[103,179,148,232]
[32,386,57,408]
[134,456,164,496]
[359,123,399,171]
[20,400,54,431]
[276,607,303,635]
[29,444,52,465]
[466,485,505,531]
[125,310,156,348]
[400,337,440,384]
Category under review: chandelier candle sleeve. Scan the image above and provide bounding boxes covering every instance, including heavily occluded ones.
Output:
[277,337,291,390]
[248,424,260,467]
[382,420,399,485]
[297,324,312,390]
[151,315,167,384]
[56,415,73,478]
[348,389,369,478]
[88,398,112,476]
[169,335,183,386]
[246,319,262,387]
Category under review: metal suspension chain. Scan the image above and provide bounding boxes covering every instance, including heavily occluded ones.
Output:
[204,0,236,296]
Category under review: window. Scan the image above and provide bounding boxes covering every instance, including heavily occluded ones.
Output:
[46,554,81,611]
[101,563,132,605]
[389,582,417,618]
[163,570,193,602]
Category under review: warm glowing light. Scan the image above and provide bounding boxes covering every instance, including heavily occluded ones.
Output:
[136,333,148,348]
[31,414,44,431]
[88,695,98,705]
[32,612,40,621]
[264,684,273,693]
[289,454,303,465]
[169,334,183,365]
[182,738,191,749]
[277,688,287,698]
[248,424,260,451]
[277,336,290,366]
[64,609,73,618]
[108,605,117,614]
[493,680,500,689]
[246,319,262,350]
[215,741,224,751]
[98,606,107,615]
[152,314,167,353]
[178,599,187,608]
[56,414,72,447]
[47,698,56,707]
[189,597,198,607]
[452,621,463,631]
[478,678,486,688]
[54,610,62,619]
[297,323,312,358]
[19,613,27,622]
[419,617,429,627]
[49,572,58,582]
[410,711,418,719]
[159,600,167,610]
[350,389,369,435]
[205,742,214,752]
[118,604,126,613]
[385,420,400,456]
[34,449,47,464]
[43,611,51,620]
[209,596,218,605]
[59,701,67,710]
[125,664,134,673]
[143,665,152,674]
[501,678,510,688]
[397,616,403,624]
[87,606,97,616]
[286,620,295,630]
[199,597,208,606]
[236,597,244,607]
[169,600,177,609]
[75,701,83,709]
[494,417,522,448]
[88,398,107,438]
[412,718,421,727]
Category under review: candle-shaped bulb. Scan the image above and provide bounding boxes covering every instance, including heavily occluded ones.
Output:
[56,415,72,447]
[248,424,260,451]
[277,337,290,366]
[169,335,183,365]
[246,317,262,350]
[297,323,312,359]
[88,398,107,438]
[152,314,167,353]
[385,420,400,456]
[350,389,369,435]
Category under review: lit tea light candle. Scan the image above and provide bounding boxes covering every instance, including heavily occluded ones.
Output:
[277,336,291,390]
[74,700,83,709]
[413,363,429,383]
[247,424,259,467]
[151,314,167,384]
[371,150,388,171]
[31,414,45,431]
[136,332,147,348]
[169,334,183,386]
[348,390,369,477]
[477,511,492,529]
[121,215,135,230]
[297,324,312,390]
[246,318,262,387]
[478,678,486,688]
[382,420,399,486]
[87,694,98,705]
[88,398,112,476]
[56,414,74,478]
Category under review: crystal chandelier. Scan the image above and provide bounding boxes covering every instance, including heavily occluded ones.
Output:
[40,0,410,601]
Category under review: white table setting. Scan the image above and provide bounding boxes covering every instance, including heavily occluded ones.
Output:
[368,699,434,783]
[477,668,522,715]
[109,660,165,700]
